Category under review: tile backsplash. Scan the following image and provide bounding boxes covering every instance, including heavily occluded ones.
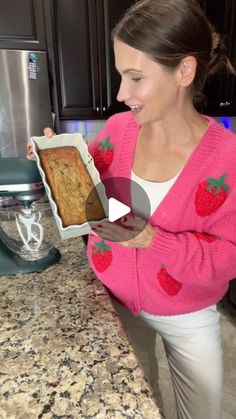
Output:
[1,116,236,157]
[58,120,106,144]
[216,116,236,132]
[58,117,236,144]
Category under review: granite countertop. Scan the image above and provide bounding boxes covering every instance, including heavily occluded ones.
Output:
[0,237,162,419]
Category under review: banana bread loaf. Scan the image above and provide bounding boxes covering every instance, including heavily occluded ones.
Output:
[39,146,106,226]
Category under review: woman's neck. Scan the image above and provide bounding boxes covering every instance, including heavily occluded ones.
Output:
[133,106,210,182]
[140,107,208,148]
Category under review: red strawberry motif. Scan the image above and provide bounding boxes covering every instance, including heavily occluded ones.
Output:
[157,267,182,296]
[193,232,219,243]
[91,240,112,272]
[195,174,229,216]
[93,136,114,174]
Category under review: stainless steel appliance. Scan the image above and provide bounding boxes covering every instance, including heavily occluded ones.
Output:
[0,158,61,275]
[0,49,52,157]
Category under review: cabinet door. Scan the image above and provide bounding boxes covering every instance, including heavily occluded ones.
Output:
[97,0,135,116]
[229,279,236,307]
[199,0,236,116]
[50,0,101,119]
[0,0,46,50]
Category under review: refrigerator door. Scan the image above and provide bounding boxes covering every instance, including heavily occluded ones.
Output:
[0,50,52,157]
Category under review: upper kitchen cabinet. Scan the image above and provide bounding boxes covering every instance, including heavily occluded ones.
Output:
[198,0,236,116]
[96,0,135,117]
[44,0,134,119]
[0,0,46,50]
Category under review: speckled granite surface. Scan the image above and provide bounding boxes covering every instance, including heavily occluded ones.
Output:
[0,237,161,419]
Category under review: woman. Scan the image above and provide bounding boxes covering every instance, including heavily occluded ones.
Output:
[28,1,236,418]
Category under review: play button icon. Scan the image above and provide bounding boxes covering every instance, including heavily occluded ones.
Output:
[85,176,151,242]
[108,197,130,222]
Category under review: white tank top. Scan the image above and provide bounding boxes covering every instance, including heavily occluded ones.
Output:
[131,169,180,218]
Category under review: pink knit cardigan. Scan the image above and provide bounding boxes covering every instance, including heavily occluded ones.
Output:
[87,111,236,316]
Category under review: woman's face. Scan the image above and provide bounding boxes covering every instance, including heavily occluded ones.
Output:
[114,39,181,125]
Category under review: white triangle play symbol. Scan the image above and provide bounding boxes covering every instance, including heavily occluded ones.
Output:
[108,197,130,222]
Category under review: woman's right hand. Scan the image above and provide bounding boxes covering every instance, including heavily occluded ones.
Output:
[27,127,56,160]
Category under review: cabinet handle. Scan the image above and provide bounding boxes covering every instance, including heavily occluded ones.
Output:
[102,107,106,112]
[219,101,231,107]
[96,107,100,112]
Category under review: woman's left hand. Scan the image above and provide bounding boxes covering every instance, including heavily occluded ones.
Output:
[91,215,155,248]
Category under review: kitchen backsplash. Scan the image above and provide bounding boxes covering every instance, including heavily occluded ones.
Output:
[58,120,106,144]
[1,117,236,156]
[58,117,236,143]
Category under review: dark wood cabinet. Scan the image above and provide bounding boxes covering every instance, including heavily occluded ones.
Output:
[229,279,236,307]
[48,0,100,119]
[96,0,135,117]
[220,279,236,317]
[0,0,235,119]
[47,0,236,119]
[44,0,134,120]
[0,0,46,50]
[198,0,236,116]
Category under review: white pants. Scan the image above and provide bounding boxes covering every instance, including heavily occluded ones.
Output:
[112,298,223,419]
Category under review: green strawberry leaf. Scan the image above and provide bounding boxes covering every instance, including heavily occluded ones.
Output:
[206,173,229,195]
[93,240,111,256]
[97,136,114,153]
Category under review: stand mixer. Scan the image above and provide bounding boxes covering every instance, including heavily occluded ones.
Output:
[0,158,61,275]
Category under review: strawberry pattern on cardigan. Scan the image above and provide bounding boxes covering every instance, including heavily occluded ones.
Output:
[87,111,236,316]
[195,174,229,216]
[93,135,114,174]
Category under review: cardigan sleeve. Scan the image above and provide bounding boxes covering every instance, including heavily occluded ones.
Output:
[144,193,236,286]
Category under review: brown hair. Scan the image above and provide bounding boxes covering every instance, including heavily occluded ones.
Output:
[112,0,236,102]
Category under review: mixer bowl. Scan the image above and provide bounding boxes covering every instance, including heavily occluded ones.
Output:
[0,198,60,261]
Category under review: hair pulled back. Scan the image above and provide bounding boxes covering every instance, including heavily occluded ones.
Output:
[112,0,235,102]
